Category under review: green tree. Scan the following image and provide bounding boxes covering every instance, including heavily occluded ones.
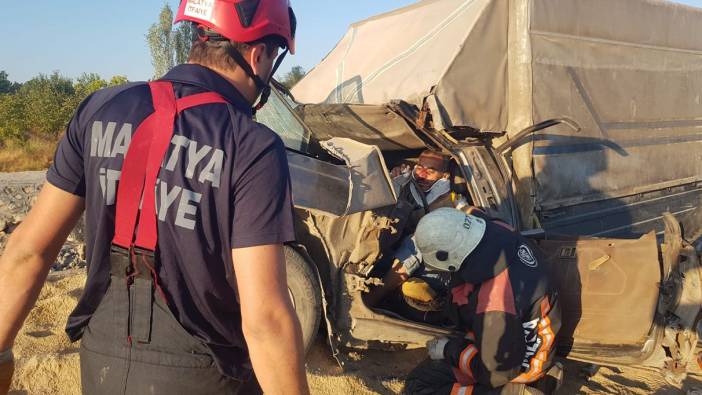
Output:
[0,72,74,141]
[74,73,108,96]
[109,75,130,86]
[147,4,193,79]
[0,71,21,95]
[0,71,130,143]
[67,73,129,109]
[0,93,27,141]
[280,66,306,89]
[19,72,75,137]
[62,73,108,117]
[174,22,196,65]
[147,4,175,79]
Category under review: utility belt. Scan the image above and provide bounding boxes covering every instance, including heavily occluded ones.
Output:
[108,245,164,344]
[84,243,245,394]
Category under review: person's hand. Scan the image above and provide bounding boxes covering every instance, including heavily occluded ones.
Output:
[0,349,14,395]
[390,163,411,178]
[426,337,449,360]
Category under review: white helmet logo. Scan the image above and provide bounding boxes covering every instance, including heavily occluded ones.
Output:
[518,245,537,267]
[184,0,215,22]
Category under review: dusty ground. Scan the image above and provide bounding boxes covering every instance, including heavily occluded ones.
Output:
[8,270,702,394]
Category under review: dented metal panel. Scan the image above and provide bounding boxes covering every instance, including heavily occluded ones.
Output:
[320,138,397,215]
[539,232,661,349]
[287,151,350,216]
[296,103,427,151]
[287,138,397,217]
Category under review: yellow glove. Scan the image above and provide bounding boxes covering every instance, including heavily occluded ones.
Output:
[401,278,444,312]
[0,349,13,395]
[402,278,437,304]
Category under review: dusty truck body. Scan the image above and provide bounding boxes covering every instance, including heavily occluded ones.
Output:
[294,0,702,241]
[256,0,702,385]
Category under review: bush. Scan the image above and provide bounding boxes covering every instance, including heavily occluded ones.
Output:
[20,72,76,137]
[0,93,27,141]
[0,71,21,94]
[0,71,130,170]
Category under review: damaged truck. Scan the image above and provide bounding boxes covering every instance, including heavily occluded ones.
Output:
[255,0,702,386]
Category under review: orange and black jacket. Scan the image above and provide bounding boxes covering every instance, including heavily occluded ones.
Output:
[443,210,561,391]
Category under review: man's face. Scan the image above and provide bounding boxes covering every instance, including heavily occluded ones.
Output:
[413,163,449,192]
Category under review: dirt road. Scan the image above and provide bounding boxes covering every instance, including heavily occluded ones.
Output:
[305,337,702,394]
[8,270,702,394]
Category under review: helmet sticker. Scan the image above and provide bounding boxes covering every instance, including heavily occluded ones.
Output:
[184,0,215,22]
[463,215,472,230]
[518,244,537,267]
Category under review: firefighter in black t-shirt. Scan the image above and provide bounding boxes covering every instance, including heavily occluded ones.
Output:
[0,1,309,394]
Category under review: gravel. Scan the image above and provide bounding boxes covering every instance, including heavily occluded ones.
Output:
[0,171,86,272]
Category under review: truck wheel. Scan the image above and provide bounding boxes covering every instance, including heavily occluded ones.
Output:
[284,246,322,355]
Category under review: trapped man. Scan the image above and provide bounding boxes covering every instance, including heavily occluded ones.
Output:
[367,150,467,309]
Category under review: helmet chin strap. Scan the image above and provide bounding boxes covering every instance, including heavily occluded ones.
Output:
[254,48,288,113]
[224,44,288,114]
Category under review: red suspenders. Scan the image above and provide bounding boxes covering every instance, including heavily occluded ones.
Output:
[112,81,227,251]
[108,81,227,344]
[110,81,226,344]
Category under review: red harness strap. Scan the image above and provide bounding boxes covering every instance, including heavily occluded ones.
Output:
[112,82,227,251]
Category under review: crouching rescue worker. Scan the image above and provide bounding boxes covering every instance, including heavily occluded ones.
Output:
[405,208,561,395]
[0,1,310,394]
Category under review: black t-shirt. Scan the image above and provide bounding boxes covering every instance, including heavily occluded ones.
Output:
[47,64,296,379]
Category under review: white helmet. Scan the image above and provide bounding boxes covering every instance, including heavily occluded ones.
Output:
[415,208,487,272]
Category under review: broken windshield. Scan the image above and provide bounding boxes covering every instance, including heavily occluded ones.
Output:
[255,86,311,152]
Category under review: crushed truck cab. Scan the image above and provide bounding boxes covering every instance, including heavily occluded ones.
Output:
[256,0,702,386]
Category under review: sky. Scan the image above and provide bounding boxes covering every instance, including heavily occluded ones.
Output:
[1,0,702,83]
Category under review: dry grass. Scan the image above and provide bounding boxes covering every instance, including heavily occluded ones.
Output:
[0,135,58,172]
[11,271,84,395]
[10,270,702,394]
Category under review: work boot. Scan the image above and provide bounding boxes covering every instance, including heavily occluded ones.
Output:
[528,362,564,395]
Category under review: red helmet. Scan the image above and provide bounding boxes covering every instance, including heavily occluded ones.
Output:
[175,0,296,54]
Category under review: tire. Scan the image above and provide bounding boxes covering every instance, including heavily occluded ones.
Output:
[284,246,322,355]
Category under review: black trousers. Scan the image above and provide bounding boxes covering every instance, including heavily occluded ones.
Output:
[79,268,258,395]
[405,359,528,395]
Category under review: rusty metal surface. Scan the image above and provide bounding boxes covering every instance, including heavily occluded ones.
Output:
[659,226,702,385]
